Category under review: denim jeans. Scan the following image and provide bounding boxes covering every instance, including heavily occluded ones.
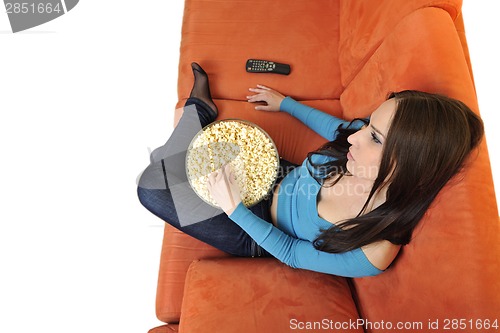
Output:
[137,98,297,257]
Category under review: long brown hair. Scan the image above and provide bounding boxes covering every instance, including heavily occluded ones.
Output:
[311,90,484,253]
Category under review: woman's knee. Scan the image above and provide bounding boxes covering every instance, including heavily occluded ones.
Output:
[137,186,155,212]
[137,187,173,218]
[137,162,167,190]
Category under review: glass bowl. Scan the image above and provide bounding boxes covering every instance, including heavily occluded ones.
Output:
[186,119,280,208]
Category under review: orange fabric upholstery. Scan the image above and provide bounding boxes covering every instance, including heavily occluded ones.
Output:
[154,225,229,324]
[338,0,463,89]
[336,2,500,327]
[176,0,342,102]
[340,7,478,119]
[148,324,179,333]
[180,258,363,333]
[148,0,500,332]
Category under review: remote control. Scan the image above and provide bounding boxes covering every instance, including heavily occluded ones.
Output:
[246,59,291,75]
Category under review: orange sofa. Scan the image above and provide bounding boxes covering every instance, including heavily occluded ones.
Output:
[148,1,500,332]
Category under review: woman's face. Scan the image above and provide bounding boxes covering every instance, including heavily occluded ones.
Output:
[346,98,396,181]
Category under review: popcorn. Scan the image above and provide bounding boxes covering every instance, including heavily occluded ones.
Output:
[186,120,279,207]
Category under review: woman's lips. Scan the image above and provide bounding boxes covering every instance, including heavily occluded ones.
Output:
[347,151,354,161]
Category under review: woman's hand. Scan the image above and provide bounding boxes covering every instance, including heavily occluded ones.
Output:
[247,84,285,112]
[207,164,242,215]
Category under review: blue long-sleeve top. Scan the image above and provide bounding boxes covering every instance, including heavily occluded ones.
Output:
[229,97,382,277]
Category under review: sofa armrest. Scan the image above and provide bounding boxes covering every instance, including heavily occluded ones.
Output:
[339,0,462,89]
[179,258,364,333]
[155,224,230,323]
[340,7,477,119]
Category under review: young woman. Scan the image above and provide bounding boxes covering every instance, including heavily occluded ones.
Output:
[137,63,484,277]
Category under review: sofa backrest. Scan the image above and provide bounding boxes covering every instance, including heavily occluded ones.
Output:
[177,0,343,102]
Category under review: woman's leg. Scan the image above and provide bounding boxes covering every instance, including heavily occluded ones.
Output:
[137,63,270,257]
[138,62,221,221]
[136,158,298,257]
[138,186,272,257]
[148,63,218,166]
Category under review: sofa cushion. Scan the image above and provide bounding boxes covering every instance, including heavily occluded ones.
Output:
[339,0,462,88]
[179,258,364,333]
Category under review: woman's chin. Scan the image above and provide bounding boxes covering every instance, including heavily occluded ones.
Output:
[346,162,378,182]
[346,160,354,174]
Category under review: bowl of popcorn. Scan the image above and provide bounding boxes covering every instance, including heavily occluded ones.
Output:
[186,119,280,208]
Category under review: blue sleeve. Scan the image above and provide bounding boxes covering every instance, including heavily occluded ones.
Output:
[229,203,383,277]
[280,97,352,141]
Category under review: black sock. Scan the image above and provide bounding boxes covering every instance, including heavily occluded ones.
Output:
[189,63,218,120]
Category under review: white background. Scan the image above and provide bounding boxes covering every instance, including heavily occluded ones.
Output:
[0,1,497,332]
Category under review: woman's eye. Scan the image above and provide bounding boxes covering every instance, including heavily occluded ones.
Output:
[371,132,382,144]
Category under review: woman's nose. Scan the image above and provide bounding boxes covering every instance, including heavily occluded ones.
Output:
[347,132,357,146]
[348,125,366,146]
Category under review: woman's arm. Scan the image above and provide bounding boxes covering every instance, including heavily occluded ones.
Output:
[206,149,386,278]
[247,85,356,141]
[279,97,350,141]
[229,202,384,277]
